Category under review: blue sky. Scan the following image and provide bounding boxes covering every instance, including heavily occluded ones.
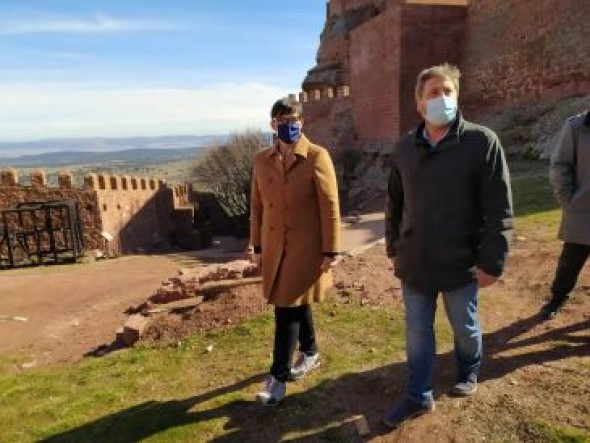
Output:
[0,0,326,142]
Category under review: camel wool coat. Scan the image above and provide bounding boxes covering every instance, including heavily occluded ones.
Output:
[250,134,341,307]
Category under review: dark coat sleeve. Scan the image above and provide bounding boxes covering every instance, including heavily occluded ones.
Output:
[477,133,514,276]
[385,160,404,258]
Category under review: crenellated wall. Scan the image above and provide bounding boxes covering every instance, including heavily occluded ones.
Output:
[295,88,353,150]
[0,168,103,251]
[1,168,193,255]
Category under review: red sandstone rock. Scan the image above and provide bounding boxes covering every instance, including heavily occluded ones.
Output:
[151,287,189,304]
[122,314,150,346]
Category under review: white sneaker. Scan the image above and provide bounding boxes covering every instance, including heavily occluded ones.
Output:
[256,375,286,406]
[289,352,320,381]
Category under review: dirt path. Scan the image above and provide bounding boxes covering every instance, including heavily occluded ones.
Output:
[0,216,385,366]
[0,255,186,365]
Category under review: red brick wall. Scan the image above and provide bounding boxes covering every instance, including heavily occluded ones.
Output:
[349,4,401,140]
[399,4,467,132]
[461,0,590,117]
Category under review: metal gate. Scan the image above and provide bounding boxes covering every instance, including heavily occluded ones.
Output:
[0,200,85,269]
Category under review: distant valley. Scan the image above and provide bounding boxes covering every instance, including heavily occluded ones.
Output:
[0,134,222,167]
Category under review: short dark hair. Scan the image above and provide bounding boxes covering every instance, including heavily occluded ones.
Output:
[270,97,303,119]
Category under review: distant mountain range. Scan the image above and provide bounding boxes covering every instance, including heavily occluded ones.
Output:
[0,135,223,167]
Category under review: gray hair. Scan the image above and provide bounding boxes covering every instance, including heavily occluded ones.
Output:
[415,63,461,98]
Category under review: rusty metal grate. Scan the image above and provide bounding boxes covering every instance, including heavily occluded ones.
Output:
[0,200,85,269]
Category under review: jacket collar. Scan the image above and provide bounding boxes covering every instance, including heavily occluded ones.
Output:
[414,111,464,150]
[266,133,311,159]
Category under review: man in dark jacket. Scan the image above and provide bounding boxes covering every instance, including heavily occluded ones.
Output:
[383,63,513,428]
[541,110,590,319]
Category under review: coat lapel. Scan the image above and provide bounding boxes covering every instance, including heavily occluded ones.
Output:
[285,134,310,174]
[265,134,311,176]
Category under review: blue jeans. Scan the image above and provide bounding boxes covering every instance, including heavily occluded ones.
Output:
[401,281,482,403]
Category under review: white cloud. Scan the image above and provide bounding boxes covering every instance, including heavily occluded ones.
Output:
[0,12,181,35]
[0,82,295,142]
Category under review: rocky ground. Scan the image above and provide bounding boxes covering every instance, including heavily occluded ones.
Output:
[141,239,590,442]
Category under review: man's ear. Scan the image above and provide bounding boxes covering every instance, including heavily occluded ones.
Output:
[270,119,277,132]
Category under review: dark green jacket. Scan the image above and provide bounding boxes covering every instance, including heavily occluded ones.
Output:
[385,114,513,293]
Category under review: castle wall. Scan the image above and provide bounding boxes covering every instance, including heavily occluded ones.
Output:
[84,174,191,253]
[350,3,402,140]
[304,0,586,155]
[461,0,590,117]
[399,3,467,132]
[1,168,193,256]
[305,0,469,147]
[0,169,103,251]
[302,90,354,150]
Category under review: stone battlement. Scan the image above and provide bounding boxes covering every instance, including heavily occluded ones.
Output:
[1,168,190,206]
[1,168,77,189]
[295,85,351,103]
[0,168,194,255]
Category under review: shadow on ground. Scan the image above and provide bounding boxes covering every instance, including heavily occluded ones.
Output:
[41,312,589,442]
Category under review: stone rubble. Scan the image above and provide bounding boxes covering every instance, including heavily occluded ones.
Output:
[117,260,260,347]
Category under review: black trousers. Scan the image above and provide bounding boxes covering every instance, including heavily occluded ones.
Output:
[550,242,590,301]
[270,305,318,382]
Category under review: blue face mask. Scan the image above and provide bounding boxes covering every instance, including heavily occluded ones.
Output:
[277,122,301,144]
[425,95,458,126]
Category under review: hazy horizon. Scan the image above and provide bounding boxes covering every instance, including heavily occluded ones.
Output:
[0,134,225,158]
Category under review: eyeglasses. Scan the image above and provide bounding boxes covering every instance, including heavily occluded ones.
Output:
[274,115,301,124]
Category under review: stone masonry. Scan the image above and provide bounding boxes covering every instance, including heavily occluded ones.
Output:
[296,0,589,153]
[0,168,193,255]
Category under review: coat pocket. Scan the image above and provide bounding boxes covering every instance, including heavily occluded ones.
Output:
[432,234,478,270]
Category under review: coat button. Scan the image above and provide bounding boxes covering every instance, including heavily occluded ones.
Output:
[269,203,274,208]
[269,226,274,232]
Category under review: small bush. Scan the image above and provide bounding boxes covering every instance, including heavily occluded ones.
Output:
[191,130,267,234]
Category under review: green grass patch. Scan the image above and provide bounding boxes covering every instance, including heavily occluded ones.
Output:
[511,175,557,217]
[511,174,562,241]
[530,421,590,443]
[0,304,423,442]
